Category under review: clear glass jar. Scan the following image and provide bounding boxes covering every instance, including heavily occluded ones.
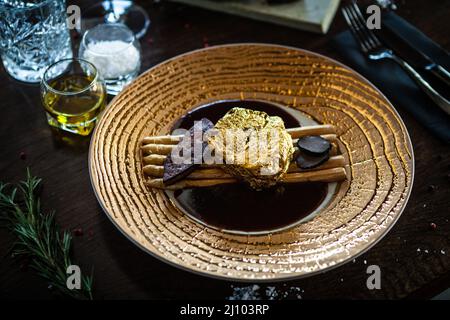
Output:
[79,23,141,95]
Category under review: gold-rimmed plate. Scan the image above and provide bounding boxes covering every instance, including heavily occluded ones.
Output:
[89,44,414,281]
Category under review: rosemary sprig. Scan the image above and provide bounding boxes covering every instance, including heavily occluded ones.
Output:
[0,169,93,300]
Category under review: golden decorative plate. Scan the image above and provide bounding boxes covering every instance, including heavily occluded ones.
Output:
[89,44,414,281]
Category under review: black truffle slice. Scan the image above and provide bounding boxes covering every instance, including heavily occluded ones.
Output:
[297,135,331,155]
[162,155,196,186]
[163,118,214,185]
[296,151,330,170]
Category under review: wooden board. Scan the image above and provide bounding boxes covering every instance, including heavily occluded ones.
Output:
[170,0,341,34]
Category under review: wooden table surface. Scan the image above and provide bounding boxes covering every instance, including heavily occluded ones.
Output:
[1,0,449,300]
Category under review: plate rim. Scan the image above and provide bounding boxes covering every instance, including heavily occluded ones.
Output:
[88,43,415,282]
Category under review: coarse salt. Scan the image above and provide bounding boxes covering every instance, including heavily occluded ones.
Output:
[82,40,140,79]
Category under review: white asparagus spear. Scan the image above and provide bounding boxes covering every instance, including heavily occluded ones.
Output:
[141,124,337,145]
[145,167,347,190]
[143,155,346,178]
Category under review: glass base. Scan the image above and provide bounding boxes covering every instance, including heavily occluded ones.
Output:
[2,58,42,83]
[46,112,97,136]
[80,1,150,39]
[1,50,73,83]
[105,74,138,95]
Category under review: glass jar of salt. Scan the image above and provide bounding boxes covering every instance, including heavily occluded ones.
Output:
[79,23,141,95]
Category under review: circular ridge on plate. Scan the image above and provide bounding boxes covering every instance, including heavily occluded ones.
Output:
[89,43,414,281]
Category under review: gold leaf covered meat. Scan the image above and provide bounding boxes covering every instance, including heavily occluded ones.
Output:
[207,107,294,189]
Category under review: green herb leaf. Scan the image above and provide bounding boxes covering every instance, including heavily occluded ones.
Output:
[0,169,94,300]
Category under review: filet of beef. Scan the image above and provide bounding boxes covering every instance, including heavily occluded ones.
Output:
[207,107,294,189]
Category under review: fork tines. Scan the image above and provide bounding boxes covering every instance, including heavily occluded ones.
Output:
[342,2,382,53]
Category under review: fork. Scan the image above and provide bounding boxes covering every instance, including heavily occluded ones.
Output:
[342,2,450,116]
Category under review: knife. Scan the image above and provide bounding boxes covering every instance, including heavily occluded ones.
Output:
[376,26,450,87]
[380,11,450,86]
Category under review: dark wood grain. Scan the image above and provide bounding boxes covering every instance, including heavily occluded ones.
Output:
[1,0,449,300]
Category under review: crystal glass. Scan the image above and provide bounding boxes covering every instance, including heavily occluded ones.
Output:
[79,23,141,95]
[0,0,73,83]
[41,58,106,136]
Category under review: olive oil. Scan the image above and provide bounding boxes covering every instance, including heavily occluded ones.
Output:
[42,74,106,136]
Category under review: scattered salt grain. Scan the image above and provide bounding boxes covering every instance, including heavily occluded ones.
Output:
[227,285,303,300]
[265,286,278,300]
[279,287,302,299]
[227,285,260,300]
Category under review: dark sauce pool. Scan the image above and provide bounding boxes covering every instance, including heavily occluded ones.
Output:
[171,100,328,233]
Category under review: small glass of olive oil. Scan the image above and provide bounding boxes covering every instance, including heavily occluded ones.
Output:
[41,58,106,136]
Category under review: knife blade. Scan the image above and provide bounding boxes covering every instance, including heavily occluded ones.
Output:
[376,27,450,87]
[379,11,450,86]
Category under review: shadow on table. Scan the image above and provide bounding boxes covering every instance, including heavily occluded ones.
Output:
[49,127,91,153]
[97,210,235,299]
